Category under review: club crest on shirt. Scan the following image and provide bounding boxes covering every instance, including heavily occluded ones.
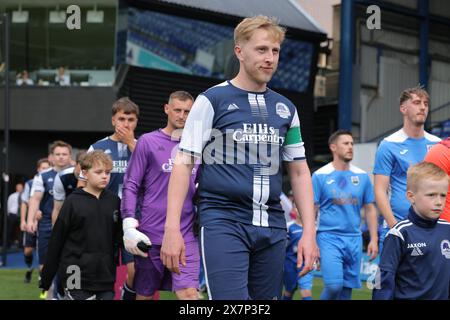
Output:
[441,240,450,259]
[276,102,291,119]
[351,176,360,186]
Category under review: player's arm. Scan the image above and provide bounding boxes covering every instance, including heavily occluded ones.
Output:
[161,151,195,275]
[51,201,63,226]
[372,230,404,300]
[20,183,30,231]
[121,137,151,257]
[364,203,379,260]
[20,202,28,231]
[287,160,319,276]
[52,174,65,226]
[374,174,397,228]
[363,177,378,260]
[26,191,43,234]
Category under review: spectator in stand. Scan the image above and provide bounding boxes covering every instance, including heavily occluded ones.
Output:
[16,70,34,86]
[55,67,70,86]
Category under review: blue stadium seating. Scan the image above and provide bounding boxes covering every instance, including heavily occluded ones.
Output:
[127,8,313,92]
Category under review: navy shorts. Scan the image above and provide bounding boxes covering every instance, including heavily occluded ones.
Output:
[37,222,52,265]
[23,231,37,248]
[121,248,134,265]
[200,219,286,300]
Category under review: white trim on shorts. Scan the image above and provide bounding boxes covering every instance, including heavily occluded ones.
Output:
[200,226,212,300]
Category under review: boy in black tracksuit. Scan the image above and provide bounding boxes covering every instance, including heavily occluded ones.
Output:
[373,162,450,300]
[40,150,122,300]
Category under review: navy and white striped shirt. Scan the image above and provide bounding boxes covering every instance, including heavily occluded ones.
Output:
[180,81,306,229]
[53,166,78,202]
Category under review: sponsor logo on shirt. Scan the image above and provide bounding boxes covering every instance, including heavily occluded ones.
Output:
[162,158,196,175]
[399,149,408,155]
[326,179,335,185]
[351,176,360,186]
[233,123,284,145]
[332,197,358,205]
[275,102,291,119]
[441,240,450,259]
[162,158,175,173]
[112,160,128,173]
[426,144,434,151]
[407,242,427,248]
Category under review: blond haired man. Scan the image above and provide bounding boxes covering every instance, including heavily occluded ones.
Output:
[161,16,318,300]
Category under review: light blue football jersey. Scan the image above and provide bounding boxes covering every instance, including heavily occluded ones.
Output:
[313,163,375,236]
[373,129,440,221]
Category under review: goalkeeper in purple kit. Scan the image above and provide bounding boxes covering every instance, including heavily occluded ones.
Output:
[121,91,200,300]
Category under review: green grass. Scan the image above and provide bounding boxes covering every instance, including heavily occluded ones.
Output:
[0,269,372,300]
[0,269,42,300]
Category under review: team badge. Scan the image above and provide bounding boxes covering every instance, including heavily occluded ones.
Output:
[351,176,360,186]
[441,240,450,259]
[276,103,291,119]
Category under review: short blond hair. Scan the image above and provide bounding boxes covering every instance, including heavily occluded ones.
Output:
[234,15,286,45]
[407,162,449,192]
[80,150,113,171]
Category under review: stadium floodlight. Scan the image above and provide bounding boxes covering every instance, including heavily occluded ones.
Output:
[49,5,66,24]
[12,5,29,23]
[86,4,104,23]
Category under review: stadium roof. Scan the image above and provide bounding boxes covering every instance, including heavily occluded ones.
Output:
[155,0,327,38]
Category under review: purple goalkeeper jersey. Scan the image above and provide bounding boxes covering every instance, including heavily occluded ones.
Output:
[121,129,198,244]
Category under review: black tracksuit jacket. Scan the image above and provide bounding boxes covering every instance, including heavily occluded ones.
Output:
[40,188,122,292]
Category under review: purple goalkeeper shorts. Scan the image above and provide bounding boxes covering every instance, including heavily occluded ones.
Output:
[134,240,200,297]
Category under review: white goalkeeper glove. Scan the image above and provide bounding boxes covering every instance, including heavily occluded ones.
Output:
[123,217,152,257]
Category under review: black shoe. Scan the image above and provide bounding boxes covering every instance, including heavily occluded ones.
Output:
[24,270,33,283]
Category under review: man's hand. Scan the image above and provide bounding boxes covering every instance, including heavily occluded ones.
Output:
[367,240,379,261]
[115,125,135,148]
[35,210,43,221]
[297,233,320,277]
[122,218,151,257]
[26,220,37,234]
[160,227,186,275]
[20,220,27,232]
